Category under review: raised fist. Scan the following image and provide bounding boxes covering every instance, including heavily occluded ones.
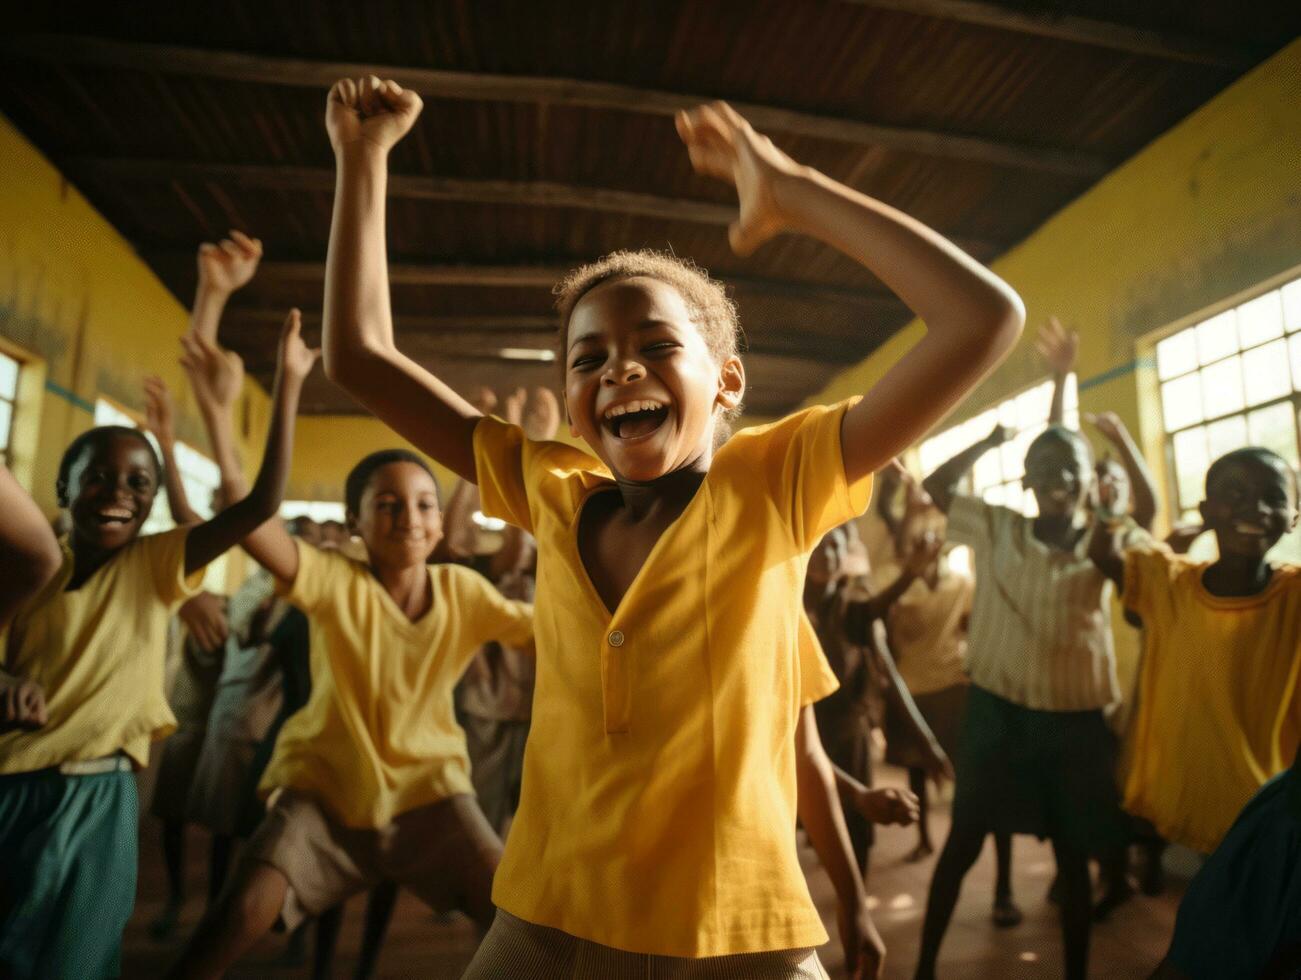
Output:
[197,230,262,296]
[327,76,423,156]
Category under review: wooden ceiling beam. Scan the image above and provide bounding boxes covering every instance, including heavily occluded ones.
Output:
[5,34,1110,176]
[145,253,911,312]
[67,154,1002,256]
[842,0,1263,67]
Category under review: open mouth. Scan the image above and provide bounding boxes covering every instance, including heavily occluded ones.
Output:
[94,506,136,526]
[602,400,670,441]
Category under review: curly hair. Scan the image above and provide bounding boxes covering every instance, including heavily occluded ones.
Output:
[553,250,742,365]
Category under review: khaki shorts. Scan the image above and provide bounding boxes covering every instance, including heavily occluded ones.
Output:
[463,910,830,979]
[247,789,501,931]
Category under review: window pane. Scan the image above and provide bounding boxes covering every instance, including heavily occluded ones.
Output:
[0,354,17,401]
[1196,310,1238,365]
[1001,482,1024,513]
[1199,355,1244,418]
[1161,373,1204,431]
[1241,339,1291,406]
[1236,290,1284,348]
[1283,277,1301,333]
[1206,415,1248,462]
[1172,426,1208,510]
[0,400,11,450]
[1016,383,1051,430]
[1291,335,1301,393]
[973,449,1001,492]
[1247,402,1299,468]
[1157,328,1198,380]
[998,398,1018,429]
[983,484,1005,507]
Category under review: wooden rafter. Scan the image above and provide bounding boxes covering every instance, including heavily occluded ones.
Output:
[3,34,1111,176]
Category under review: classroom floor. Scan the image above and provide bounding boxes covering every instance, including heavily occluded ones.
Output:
[122,765,1185,979]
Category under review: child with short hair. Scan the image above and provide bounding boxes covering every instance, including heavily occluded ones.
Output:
[165,316,536,980]
[1091,446,1301,856]
[0,313,309,980]
[319,77,1023,978]
[917,421,1149,980]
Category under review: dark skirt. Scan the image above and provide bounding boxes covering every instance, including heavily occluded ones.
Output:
[884,683,968,770]
[951,685,1126,853]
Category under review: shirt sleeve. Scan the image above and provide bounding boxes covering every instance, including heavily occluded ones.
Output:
[141,527,206,607]
[473,415,535,534]
[457,568,535,674]
[759,399,874,552]
[1121,545,1176,619]
[277,539,350,616]
[798,610,841,707]
[944,494,993,551]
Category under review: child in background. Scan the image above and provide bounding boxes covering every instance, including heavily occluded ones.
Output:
[320,77,1022,978]
[1149,743,1301,980]
[805,522,950,877]
[917,420,1149,980]
[0,312,308,980]
[1090,447,1301,856]
[166,317,535,980]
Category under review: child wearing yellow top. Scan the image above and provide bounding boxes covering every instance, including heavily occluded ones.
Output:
[0,314,312,980]
[165,325,534,979]
[1092,446,1301,856]
[319,78,1023,978]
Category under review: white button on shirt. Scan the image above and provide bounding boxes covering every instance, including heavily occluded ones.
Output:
[608,630,625,647]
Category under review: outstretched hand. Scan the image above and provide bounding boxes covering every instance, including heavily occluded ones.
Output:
[0,675,47,732]
[197,230,262,296]
[524,387,562,441]
[503,387,528,427]
[854,785,921,826]
[838,897,886,980]
[180,331,246,416]
[277,309,321,383]
[143,375,177,449]
[676,101,803,256]
[1036,316,1078,375]
[327,76,424,156]
[1084,411,1126,446]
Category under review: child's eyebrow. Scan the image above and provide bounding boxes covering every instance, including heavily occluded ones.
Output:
[567,320,673,353]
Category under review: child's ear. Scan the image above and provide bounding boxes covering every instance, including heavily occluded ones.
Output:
[716,355,746,412]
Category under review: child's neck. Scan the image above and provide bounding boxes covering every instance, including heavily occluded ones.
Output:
[1032,512,1087,552]
[612,462,708,522]
[369,559,433,622]
[66,535,121,590]
[1201,552,1274,598]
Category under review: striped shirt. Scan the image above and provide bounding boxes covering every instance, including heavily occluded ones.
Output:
[947,495,1144,712]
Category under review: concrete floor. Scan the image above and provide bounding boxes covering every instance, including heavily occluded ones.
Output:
[122,765,1185,979]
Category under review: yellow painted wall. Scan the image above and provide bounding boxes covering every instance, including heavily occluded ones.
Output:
[807,37,1301,533]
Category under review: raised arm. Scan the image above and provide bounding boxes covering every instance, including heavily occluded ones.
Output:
[1037,316,1078,427]
[191,231,262,345]
[921,424,1010,514]
[794,704,885,979]
[677,103,1024,483]
[0,465,61,633]
[321,77,481,480]
[861,618,953,784]
[179,311,317,580]
[1086,411,1159,531]
[142,376,202,526]
[1088,520,1126,590]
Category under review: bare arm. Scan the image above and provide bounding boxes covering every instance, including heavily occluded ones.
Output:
[921,424,1010,514]
[1037,317,1078,428]
[1086,412,1159,531]
[1088,521,1126,590]
[677,103,1024,483]
[0,465,61,633]
[865,619,952,783]
[321,78,480,480]
[794,704,884,979]
[180,311,316,581]
[142,376,202,526]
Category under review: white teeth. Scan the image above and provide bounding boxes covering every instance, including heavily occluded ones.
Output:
[603,399,665,422]
[99,507,132,519]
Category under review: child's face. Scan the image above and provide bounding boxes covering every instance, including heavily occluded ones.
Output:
[1096,459,1131,516]
[1200,457,1298,559]
[1022,438,1093,520]
[564,277,744,482]
[349,462,443,569]
[61,433,159,551]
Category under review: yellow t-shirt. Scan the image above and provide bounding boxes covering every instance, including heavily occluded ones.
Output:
[474,399,872,957]
[259,542,534,828]
[1122,547,1301,853]
[1,528,204,773]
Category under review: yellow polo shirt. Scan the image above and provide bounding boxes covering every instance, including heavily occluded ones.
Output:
[475,399,871,957]
[259,542,534,828]
[1,528,204,773]
[1122,547,1301,853]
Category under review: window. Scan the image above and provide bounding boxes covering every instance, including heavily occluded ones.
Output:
[92,399,222,534]
[918,375,1079,516]
[1154,275,1301,563]
[0,351,20,465]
